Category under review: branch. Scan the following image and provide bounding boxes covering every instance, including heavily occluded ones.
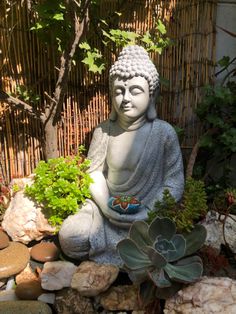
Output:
[0,90,45,122]
[49,0,91,125]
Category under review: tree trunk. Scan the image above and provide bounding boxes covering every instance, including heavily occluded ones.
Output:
[44,119,59,160]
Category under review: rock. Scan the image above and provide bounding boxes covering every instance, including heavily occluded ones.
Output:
[0,278,7,288]
[164,276,236,314]
[0,242,30,279]
[40,261,77,291]
[15,280,44,300]
[30,242,60,262]
[15,264,38,285]
[38,293,55,305]
[9,176,35,194]
[0,300,52,314]
[2,190,55,244]
[71,261,119,297]
[0,290,19,301]
[203,210,236,253]
[100,285,141,311]
[0,230,9,249]
[54,288,96,314]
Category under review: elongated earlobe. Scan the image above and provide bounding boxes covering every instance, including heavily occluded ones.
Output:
[147,100,157,120]
[109,107,117,121]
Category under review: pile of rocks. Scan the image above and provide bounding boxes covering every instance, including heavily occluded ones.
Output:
[0,227,144,313]
[1,178,236,314]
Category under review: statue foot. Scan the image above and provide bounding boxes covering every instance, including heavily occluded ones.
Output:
[59,206,93,260]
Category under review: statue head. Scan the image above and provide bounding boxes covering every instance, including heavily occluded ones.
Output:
[109,45,159,121]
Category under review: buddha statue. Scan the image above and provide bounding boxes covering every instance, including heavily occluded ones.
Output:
[59,45,184,265]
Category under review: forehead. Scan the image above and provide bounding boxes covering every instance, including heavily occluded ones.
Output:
[112,76,149,89]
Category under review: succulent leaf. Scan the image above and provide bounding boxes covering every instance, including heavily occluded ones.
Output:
[148,216,176,241]
[117,238,152,270]
[128,266,150,283]
[146,246,167,267]
[168,234,186,262]
[184,224,206,257]
[175,255,202,266]
[164,261,203,283]
[155,238,175,252]
[129,220,152,252]
[140,280,158,306]
[149,268,172,288]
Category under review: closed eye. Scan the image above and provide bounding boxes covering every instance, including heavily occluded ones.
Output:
[130,87,144,95]
[114,88,123,96]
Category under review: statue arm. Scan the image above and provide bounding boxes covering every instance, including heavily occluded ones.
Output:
[161,128,185,201]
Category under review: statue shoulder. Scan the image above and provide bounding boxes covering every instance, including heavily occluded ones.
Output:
[153,119,178,137]
[92,120,110,135]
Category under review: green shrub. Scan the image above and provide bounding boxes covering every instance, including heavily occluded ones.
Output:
[25,147,93,227]
[148,177,208,232]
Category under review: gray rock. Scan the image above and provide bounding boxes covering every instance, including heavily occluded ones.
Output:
[2,190,55,244]
[164,277,236,314]
[203,210,236,253]
[40,261,77,291]
[0,290,19,301]
[0,242,30,279]
[0,301,52,314]
[71,261,119,297]
[38,293,55,305]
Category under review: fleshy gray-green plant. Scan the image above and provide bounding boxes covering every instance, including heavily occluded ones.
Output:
[117,216,206,301]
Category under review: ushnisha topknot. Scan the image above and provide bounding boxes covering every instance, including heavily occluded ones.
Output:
[109,45,159,96]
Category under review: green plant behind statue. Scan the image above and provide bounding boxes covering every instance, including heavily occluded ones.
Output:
[117,216,206,303]
[148,177,208,232]
[25,146,93,227]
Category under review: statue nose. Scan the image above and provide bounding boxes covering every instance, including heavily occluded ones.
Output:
[123,90,131,102]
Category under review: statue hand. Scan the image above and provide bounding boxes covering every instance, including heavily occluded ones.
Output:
[101,204,149,227]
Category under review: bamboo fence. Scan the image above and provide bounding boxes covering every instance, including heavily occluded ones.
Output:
[0,0,217,183]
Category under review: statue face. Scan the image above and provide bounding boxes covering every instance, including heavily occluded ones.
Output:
[111,76,150,121]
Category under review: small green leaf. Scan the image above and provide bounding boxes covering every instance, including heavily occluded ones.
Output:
[53,13,64,20]
[156,20,167,35]
[79,42,91,51]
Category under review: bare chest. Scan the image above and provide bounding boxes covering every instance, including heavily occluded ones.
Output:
[106,125,150,171]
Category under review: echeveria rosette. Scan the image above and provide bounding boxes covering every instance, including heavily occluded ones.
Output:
[117,216,206,299]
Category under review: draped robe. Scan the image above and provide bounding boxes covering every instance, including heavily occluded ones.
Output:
[59,118,184,265]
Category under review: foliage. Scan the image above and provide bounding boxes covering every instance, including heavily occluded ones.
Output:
[0,177,10,219]
[25,146,93,227]
[101,19,171,54]
[193,36,236,195]
[30,0,171,73]
[10,85,40,109]
[148,177,208,233]
[117,216,206,302]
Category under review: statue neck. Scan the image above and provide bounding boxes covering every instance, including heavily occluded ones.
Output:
[117,115,147,131]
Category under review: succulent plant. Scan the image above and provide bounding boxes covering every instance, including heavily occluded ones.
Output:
[117,216,206,300]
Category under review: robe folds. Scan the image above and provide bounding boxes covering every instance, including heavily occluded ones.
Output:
[59,118,184,265]
[86,118,184,264]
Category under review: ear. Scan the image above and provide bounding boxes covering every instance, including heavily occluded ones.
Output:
[147,95,157,121]
[109,107,117,121]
